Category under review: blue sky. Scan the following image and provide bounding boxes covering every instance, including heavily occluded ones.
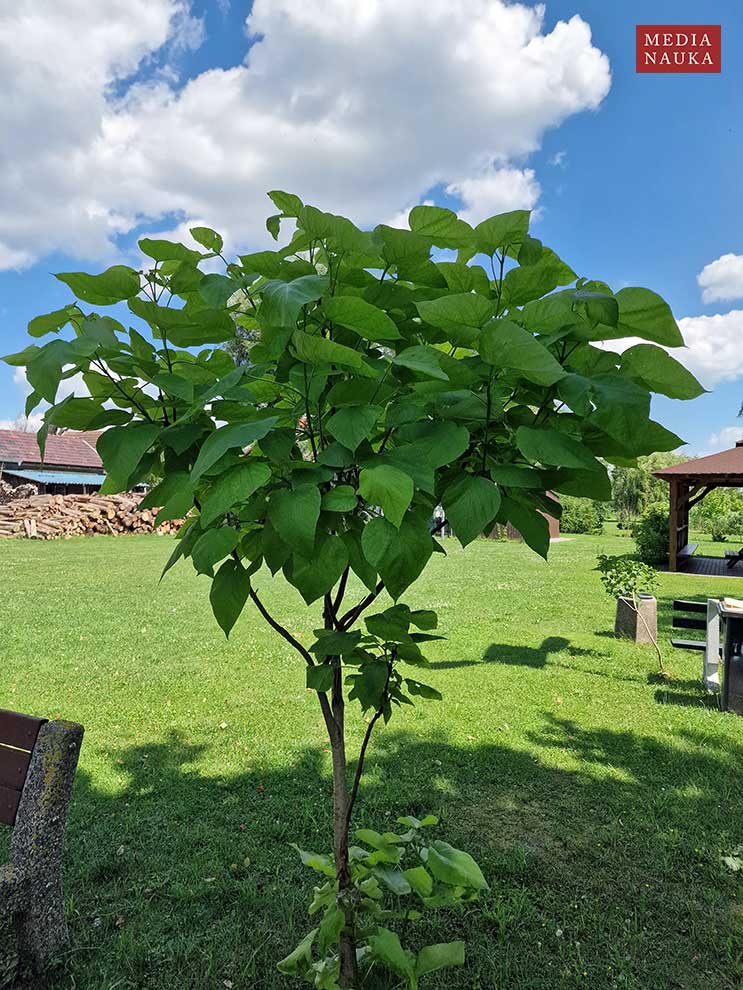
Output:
[1,0,741,455]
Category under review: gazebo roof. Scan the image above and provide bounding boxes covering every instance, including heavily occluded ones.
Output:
[654,440,743,483]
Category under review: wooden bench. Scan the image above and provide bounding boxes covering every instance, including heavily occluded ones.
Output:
[0,709,84,973]
[677,543,699,568]
[725,547,743,569]
[671,599,721,693]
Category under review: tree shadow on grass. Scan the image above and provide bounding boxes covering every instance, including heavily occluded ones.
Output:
[476,638,648,687]
[482,636,598,669]
[4,716,743,989]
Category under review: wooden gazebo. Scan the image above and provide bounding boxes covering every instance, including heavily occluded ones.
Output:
[655,440,743,572]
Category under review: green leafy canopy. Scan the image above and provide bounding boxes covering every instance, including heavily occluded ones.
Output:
[3,193,698,654]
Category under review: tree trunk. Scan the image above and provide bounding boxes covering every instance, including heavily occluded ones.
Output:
[329,665,357,987]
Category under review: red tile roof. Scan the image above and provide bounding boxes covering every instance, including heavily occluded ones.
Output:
[0,430,103,470]
[655,442,743,480]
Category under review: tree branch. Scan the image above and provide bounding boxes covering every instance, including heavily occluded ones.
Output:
[346,708,383,826]
[249,586,314,666]
[345,658,393,827]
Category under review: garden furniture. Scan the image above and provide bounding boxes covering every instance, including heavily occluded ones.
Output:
[0,709,84,971]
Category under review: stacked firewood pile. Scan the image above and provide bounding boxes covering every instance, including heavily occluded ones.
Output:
[0,479,39,504]
[0,493,181,540]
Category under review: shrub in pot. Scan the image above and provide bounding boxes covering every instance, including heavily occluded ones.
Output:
[597,554,663,673]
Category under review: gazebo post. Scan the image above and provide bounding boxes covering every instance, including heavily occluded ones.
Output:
[669,478,679,572]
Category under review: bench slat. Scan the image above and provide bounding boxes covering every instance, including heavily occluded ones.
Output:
[672,616,707,630]
[671,638,706,652]
[678,543,699,556]
[672,600,707,614]
[0,745,31,791]
[0,783,22,826]
[0,710,45,751]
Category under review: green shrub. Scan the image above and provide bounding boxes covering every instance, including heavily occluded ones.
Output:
[597,554,658,600]
[632,502,669,564]
[560,496,604,535]
[710,519,730,543]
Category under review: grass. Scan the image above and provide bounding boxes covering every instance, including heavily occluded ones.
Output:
[2,531,743,989]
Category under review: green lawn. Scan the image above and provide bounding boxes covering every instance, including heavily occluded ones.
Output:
[2,532,743,989]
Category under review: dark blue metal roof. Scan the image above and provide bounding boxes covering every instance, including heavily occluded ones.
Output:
[4,468,106,486]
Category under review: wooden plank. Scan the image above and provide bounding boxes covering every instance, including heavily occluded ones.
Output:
[0,710,45,751]
[0,744,31,791]
[671,638,706,652]
[0,783,22,826]
[678,543,699,557]
[673,616,707,630]
[673,599,707,613]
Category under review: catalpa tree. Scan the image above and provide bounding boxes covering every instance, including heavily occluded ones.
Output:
[4,194,703,987]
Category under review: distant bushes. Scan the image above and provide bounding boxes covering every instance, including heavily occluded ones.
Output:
[559,496,604,535]
[632,502,669,564]
[710,511,743,543]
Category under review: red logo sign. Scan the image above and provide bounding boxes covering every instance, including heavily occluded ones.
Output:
[636,25,721,73]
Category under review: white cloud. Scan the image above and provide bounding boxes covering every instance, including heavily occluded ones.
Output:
[0,1,611,269]
[0,413,44,433]
[549,150,567,167]
[447,165,541,225]
[697,253,743,304]
[677,310,743,388]
[705,426,743,453]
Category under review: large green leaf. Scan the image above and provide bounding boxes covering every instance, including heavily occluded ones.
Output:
[362,515,432,600]
[501,495,552,560]
[375,225,431,267]
[614,287,683,347]
[442,475,501,547]
[368,929,415,981]
[425,840,488,890]
[268,189,304,217]
[321,486,358,513]
[268,484,321,558]
[55,265,140,305]
[416,292,495,331]
[501,249,576,309]
[621,343,704,399]
[323,296,400,341]
[405,866,434,898]
[393,345,449,381]
[260,275,329,327]
[191,527,240,576]
[359,465,414,527]
[25,339,80,402]
[416,941,465,976]
[292,330,373,375]
[474,210,530,255]
[515,427,601,471]
[128,297,234,346]
[276,928,317,976]
[326,405,381,451]
[408,205,475,250]
[209,557,251,637]
[138,238,203,265]
[97,422,160,492]
[542,466,612,501]
[479,319,566,385]
[284,534,348,604]
[200,461,272,526]
[190,418,278,481]
[190,226,224,253]
[587,372,652,442]
[28,305,82,338]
